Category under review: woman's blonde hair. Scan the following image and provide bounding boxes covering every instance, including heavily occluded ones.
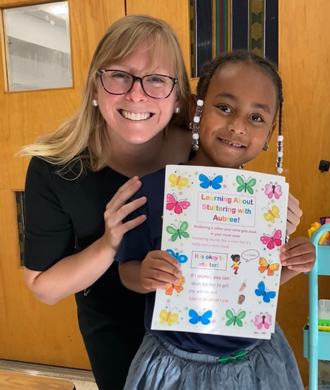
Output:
[19,14,191,176]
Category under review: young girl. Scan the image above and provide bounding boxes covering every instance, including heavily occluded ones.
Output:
[116,51,316,390]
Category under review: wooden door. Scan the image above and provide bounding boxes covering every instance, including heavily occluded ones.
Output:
[0,0,125,369]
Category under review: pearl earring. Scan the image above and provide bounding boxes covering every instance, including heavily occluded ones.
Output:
[190,99,203,151]
[174,107,181,114]
[92,99,98,107]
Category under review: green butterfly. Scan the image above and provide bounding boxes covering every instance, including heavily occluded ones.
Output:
[236,175,257,194]
[166,221,189,242]
[225,309,246,327]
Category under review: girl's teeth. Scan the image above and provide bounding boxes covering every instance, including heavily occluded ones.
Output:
[121,110,151,121]
[221,139,242,148]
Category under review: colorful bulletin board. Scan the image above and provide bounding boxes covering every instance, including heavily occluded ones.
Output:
[151,165,288,339]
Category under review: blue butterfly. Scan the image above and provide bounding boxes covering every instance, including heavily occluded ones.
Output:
[255,281,276,303]
[188,309,213,325]
[199,174,223,189]
[166,249,188,264]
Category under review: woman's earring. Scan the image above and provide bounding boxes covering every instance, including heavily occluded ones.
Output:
[190,99,204,151]
[239,164,245,169]
[174,107,181,114]
[263,143,269,151]
[92,99,98,107]
[276,135,284,174]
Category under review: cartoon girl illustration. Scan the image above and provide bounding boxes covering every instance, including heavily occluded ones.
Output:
[231,254,241,275]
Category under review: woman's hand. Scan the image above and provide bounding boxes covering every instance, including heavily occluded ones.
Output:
[140,250,182,292]
[103,176,147,252]
[286,193,303,235]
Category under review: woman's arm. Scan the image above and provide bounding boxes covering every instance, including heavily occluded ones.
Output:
[25,176,146,305]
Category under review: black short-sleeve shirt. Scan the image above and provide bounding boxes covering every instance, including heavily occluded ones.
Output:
[24,157,145,389]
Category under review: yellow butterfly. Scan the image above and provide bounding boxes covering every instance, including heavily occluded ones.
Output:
[169,173,188,190]
[159,309,178,326]
[258,257,280,276]
[263,205,280,223]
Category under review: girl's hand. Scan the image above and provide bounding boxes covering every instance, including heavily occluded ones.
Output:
[286,193,303,235]
[280,236,316,272]
[103,176,147,252]
[140,250,182,292]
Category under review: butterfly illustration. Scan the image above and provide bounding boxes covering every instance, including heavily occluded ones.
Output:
[264,182,283,199]
[255,281,276,303]
[258,257,280,276]
[188,309,212,325]
[166,194,190,215]
[166,222,189,242]
[254,314,272,330]
[166,249,188,264]
[260,229,282,250]
[263,205,280,223]
[159,309,178,326]
[236,175,257,194]
[225,309,246,327]
[165,276,185,296]
[168,173,188,190]
[199,174,223,190]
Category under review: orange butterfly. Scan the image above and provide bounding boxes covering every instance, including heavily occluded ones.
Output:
[258,257,280,276]
[159,309,178,326]
[165,276,185,295]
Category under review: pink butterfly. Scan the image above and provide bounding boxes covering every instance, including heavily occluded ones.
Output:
[264,182,282,199]
[166,194,190,215]
[260,229,282,250]
[254,314,272,330]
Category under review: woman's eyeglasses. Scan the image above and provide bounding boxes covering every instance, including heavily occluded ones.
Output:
[97,69,178,99]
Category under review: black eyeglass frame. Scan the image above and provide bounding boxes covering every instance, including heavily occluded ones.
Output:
[96,69,178,99]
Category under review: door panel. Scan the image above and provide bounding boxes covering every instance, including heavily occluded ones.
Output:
[0,0,125,369]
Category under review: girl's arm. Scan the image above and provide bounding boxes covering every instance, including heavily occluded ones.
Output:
[286,193,302,235]
[279,236,316,285]
[25,177,146,305]
[119,250,181,294]
[280,193,315,284]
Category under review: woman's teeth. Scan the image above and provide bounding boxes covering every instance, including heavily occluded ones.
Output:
[120,110,151,121]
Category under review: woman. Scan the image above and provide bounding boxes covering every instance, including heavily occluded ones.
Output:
[21,15,192,390]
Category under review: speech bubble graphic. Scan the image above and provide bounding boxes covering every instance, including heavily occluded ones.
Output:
[241,249,259,262]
